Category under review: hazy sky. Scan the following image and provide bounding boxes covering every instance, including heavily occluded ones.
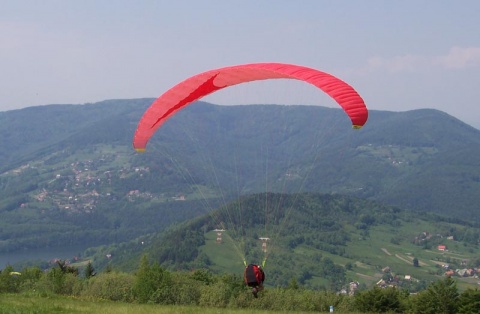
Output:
[1,0,479,128]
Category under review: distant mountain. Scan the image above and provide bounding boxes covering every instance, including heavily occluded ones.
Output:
[0,100,479,254]
[0,99,150,171]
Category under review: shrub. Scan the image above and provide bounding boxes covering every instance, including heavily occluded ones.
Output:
[409,277,459,314]
[169,274,202,305]
[18,266,43,292]
[81,272,135,302]
[199,281,232,307]
[191,269,216,285]
[355,286,407,313]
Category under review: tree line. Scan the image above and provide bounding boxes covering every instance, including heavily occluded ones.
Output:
[1,255,480,313]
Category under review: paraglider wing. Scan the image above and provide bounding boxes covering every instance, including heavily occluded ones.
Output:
[133,63,368,152]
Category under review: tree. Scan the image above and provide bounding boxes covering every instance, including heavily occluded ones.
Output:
[458,288,480,313]
[45,267,66,294]
[345,262,353,270]
[0,265,20,293]
[84,261,95,279]
[413,257,419,267]
[133,254,152,303]
[191,269,215,285]
[56,260,78,276]
[287,277,300,290]
[105,262,113,273]
[133,254,173,304]
[411,277,459,314]
[142,263,173,304]
[354,286,407,313]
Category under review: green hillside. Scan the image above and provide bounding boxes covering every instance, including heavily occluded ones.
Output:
[89,193,480,292]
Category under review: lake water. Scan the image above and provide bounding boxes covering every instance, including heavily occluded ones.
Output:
[0,245,92,268]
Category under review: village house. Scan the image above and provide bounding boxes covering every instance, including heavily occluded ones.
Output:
[349,281,360,296]
[445,269,455,277]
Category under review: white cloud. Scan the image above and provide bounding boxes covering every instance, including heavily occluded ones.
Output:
[433,46,480,69]
[362,47,480,73]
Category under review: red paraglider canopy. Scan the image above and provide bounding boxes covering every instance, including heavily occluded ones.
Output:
[133,62,368,152]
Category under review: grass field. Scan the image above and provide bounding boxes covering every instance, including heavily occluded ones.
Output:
[200,232,246,275]
[0,293,358,314]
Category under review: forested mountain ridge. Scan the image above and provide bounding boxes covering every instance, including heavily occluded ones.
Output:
[0,99,150,171]
[0,100,479,254]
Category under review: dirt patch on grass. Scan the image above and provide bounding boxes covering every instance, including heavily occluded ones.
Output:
[395,254,429,266]
[381,248,392,256]
[355,272,378,281]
